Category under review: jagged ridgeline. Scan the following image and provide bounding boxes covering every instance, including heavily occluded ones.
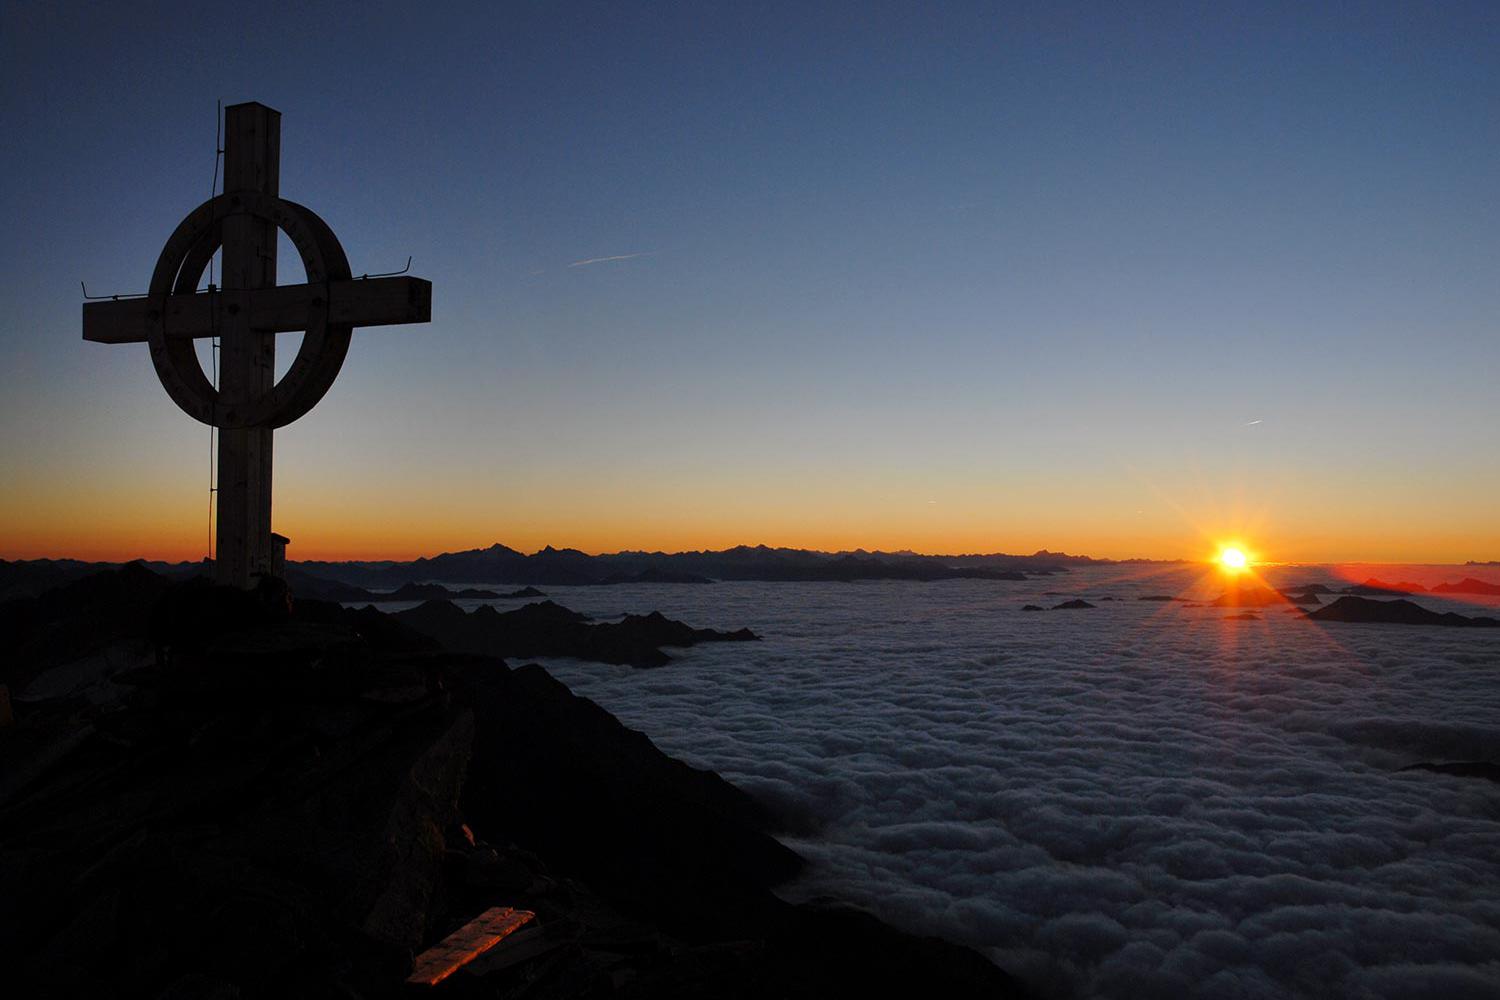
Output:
[294,542,1117,587]
[1,544,1127,600]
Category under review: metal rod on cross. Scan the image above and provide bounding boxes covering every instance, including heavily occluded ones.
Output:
[83,101,433,588]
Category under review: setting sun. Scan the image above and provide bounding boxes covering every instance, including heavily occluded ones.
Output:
[1218,546,1250,572]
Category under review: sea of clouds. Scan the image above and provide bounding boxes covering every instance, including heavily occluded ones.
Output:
[522,568,1500,999]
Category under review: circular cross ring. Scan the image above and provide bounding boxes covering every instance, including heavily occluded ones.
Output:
[145,191,354,429]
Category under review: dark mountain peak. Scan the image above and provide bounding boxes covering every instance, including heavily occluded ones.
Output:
[1308,596,1499,627]
[393,599,468,629]
[1359,577,1426,593]
[1432,577,1500,595]
[505,600,592,626]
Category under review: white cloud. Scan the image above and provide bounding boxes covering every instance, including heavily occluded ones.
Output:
[537,568,1500,999]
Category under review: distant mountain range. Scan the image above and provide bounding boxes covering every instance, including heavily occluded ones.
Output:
[292,543,1122,588]
[1,543,1158,599]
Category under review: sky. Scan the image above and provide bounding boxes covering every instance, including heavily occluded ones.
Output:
[1,1,1496,563]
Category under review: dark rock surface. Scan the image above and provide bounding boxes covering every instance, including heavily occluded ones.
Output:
[1051,599,1096,610]
[0,561,174,693]
[0,566,1027,999]
[393,600,758,669]
[454,663,799,940]
[1306,597,1500,628]
[1021,604,1045,611]
[1225,612,1261,621]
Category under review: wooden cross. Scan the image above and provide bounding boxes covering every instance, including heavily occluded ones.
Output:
[83,102,432,587]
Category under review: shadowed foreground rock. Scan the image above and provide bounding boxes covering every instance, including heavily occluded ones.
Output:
[0,561,173,693]
[0,569,1028,998]
[1306,596,1500,628]
[393,599,759,668]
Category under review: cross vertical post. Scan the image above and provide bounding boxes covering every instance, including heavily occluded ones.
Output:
[216,102,281,587]
[82,100,433,595]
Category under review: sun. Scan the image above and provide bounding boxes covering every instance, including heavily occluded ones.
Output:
[1217,546,1250,572]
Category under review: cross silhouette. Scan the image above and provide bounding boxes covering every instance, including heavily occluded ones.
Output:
[83,102,432,586]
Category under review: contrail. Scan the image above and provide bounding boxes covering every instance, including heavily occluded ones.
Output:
[568,251,656,268]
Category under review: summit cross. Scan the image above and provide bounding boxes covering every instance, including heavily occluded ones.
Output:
[83,102,432,587]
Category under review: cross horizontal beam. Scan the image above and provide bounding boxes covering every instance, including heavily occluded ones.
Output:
[82,276,432,345]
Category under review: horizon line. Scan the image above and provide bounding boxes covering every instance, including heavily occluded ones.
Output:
[6,539,1496,569]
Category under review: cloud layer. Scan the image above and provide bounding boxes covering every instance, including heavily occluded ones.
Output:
[536,570,1500,998]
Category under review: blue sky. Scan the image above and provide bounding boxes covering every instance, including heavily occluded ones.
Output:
[2,2,1496,561]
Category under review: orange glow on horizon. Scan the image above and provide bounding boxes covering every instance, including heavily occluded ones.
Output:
[1,516,1495,567]
[3,476,1497,565]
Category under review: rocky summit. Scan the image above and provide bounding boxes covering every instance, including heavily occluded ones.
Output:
[0,566,1028,998]
[1305,596,1500,628]
[392,599,759,669]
